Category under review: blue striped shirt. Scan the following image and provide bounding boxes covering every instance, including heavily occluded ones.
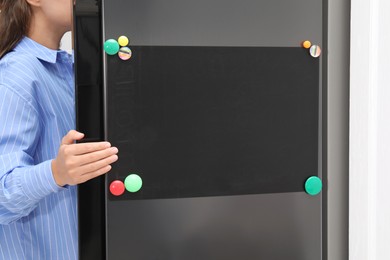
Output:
[0,37,77,259]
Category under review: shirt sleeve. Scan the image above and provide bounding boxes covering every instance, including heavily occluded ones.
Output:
[0,85,63,225]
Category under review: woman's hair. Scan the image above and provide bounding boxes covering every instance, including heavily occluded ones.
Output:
[0,0,31,59]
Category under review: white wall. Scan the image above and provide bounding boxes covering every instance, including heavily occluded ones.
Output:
[350,0,390,259]
[375,1,390,256]
[60,31,72,53]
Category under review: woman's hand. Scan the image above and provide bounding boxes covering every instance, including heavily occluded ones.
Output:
[51,130,119,186]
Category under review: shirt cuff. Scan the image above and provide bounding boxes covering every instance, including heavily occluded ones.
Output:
[21,160,66,201]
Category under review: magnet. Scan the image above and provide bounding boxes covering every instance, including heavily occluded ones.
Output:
[104,39,120,55]
[304,176,322,196]
[309,45,321,58]
[124,174,143,193]
[118,36,129,47]
[109,180,125,196]
[118,47,132,60]
[302,40,312,49]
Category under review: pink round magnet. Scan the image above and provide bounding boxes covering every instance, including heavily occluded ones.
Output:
[118,47,132,61]
[309,45,321,58]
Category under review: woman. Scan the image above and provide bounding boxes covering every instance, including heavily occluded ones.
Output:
[0,0,118,258]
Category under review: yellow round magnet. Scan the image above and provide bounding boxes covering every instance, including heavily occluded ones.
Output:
[118,36,129,47]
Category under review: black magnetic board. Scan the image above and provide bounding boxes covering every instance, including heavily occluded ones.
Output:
[106,46,319,200]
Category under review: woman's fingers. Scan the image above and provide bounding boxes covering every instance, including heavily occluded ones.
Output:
[67,141,112,155]
[77,154,119,175]
[77,165,113,184]
[73,146,118,166]
[61,130,85,145]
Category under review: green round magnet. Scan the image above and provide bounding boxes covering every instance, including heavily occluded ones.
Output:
[124,174,143,193]
[104,39,120,55]
[305,176,322,196]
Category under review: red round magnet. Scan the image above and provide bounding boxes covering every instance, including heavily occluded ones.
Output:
[109,180,125,196]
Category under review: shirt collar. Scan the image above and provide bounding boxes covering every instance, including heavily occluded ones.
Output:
[14,37,70,64]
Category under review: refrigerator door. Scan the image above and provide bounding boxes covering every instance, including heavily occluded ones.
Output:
[76,0,326,259]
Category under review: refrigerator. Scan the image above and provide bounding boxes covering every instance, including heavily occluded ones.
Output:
[74,0,326,259]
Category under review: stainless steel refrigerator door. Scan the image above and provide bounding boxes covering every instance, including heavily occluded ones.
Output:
[101,0,325,259]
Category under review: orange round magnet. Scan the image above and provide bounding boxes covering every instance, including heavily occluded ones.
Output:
[302,40,312,49]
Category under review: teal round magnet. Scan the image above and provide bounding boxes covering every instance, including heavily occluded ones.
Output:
[104,39,120,55]
[124,174,143,193]
[305,176,322,196]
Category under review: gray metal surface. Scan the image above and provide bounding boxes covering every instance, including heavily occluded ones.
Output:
[107,193,321,260]
[327,0,350,259]
[103,0,325,259]
[105,0,322,47]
